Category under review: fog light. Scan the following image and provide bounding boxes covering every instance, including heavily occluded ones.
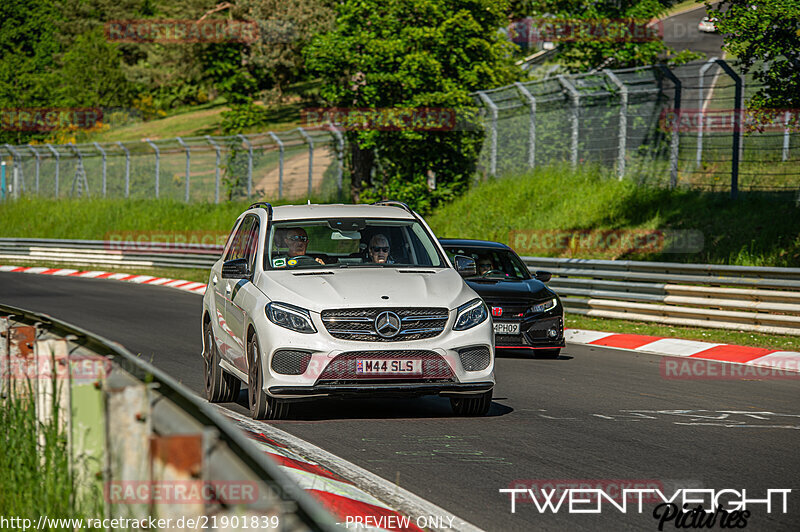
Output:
[547,328,558,338]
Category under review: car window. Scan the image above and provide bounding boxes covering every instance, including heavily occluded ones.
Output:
[442,246,530,279]
[225,215,256,263]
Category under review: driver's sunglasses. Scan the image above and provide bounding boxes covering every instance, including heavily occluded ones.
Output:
[287,235,308,242]
[370,246,390,253]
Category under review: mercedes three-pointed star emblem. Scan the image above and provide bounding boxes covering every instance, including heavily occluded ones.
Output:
[374,311,401,338]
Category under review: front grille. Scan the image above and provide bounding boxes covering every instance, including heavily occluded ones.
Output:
[458,346,491,371]
[495,334,526,346]
[321,308,449,341]
[484,299,529,319]
[271,350,312,375]
[317,350,453,381]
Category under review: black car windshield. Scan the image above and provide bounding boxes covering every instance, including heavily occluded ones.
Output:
[265,218,445,270]
[443,246,531,280]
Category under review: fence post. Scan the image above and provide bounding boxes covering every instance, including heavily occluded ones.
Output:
[93,142,107,197]
[696,57,718,167]
[557,75,580,168]
[326,122,344,197]
[176,137,191,203]
[46,144,60,197]
[144,138,160,199]
[476,91,498,177]
[67,144,89,198]
[657,65,681,189]
[205,136,221,203]
[713,59,742,200]
[513,82,537,169]
[27,145,40,194]
[4,144,22,198]
[0,161,5,201]
[782,111,791,162]
[268,132,284,199]
[297,127,314,197]
[237,134,253,199]
[604,70,628,180]
[116,142,130,198]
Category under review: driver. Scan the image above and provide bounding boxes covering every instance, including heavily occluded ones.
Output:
[368,234,392,264]
[477,255,495,275]
[282,228,324,265]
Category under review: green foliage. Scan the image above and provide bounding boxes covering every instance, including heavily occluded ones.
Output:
[59,28,132,108]
[220,103,272,134]
[516,1,702,70]
[305,0,520,210]
[711,0,800,109]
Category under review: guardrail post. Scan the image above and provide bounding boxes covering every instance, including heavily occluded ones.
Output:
[46,144,60,197]
[4,144,23,198]
[327,122,344,197]
[236,134,254,199]
[27,145,41,194]
[176,137,191,203]
[696,57,718,167]
[658,65,681,189]
[513,82,537,169]
[145,138,160,199]
[557,75,580,168]
[477,91,498,177]
[604,70,628,180]
[116,142,130,198]
[93,142,107,197]
[713,59,742,199]
[205,136,221,203]
[297,127,314,197]
[782,110,790,162]
[268,132,284,199]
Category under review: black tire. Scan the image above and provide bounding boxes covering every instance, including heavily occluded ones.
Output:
[203,321,241,403]
[247,334,291,420]
[536,348,561,359]
[450,389,493,416]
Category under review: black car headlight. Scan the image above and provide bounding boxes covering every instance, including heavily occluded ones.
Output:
[530,297,558,314]
[265,302,317,334]
[453,298,488,331]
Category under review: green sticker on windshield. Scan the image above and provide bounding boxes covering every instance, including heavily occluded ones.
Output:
[272,258,286,268]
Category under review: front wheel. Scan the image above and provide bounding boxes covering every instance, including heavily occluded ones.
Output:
[450,390,493,416]
[203,321,241,403]
[247,334,291,420]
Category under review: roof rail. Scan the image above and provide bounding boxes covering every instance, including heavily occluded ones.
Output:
[248,202,273,224]
[371,200,414,215]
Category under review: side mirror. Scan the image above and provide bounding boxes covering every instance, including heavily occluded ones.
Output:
[534,270,552,283]
[454,255,477,278]
[222,258,250,279]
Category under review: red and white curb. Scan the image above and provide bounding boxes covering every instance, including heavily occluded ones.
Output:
[565,329,800,373]
[0,265,207,295]
[223,409,481,532]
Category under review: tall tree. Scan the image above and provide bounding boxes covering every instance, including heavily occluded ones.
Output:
[305,0,519,209]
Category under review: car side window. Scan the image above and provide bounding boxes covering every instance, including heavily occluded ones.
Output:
[242,217,261,273]
[224,215,255,262]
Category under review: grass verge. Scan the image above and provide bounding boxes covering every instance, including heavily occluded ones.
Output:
[566,313,799,352]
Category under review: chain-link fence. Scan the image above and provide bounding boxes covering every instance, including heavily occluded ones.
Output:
[0,127,344,202]
[474,59,799,198]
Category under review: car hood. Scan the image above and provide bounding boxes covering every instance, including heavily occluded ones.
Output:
[255,268,477,313]
[464,277,554,301]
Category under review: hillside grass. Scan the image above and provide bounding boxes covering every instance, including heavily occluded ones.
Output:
[427,165,800,267]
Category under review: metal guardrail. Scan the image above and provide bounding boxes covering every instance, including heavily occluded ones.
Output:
[522,257,800,336]
[0,303,336,530]
[0,238,222,270]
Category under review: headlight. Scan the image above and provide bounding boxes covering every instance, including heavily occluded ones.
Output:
[453,298,488,331]
[530,297,558,314]
[265,302,317,334]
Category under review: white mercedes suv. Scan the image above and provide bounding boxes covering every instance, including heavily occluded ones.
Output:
[201,201,495,419]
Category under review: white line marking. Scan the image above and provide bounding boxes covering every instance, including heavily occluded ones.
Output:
[564,329,615,344]
[634,338,722,357]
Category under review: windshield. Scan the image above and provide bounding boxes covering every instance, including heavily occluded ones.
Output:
[442,246,531,280]
[265,218,446,270]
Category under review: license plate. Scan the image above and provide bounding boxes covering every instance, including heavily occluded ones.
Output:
[494,322,520,335]
[356,359,422,375]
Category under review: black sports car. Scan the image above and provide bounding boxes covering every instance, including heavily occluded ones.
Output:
[440,239,565,358]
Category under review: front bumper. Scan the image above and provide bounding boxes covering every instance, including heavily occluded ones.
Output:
[494,314,565,351]
[269,381,494,401]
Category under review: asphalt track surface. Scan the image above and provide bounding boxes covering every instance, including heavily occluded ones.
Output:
[2,272,798,531]
[661,3,724,58]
